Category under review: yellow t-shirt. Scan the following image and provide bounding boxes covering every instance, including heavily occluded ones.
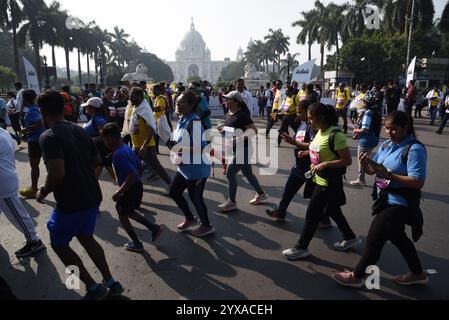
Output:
[295,90,308,105]
[336,88,350,109]
[154,95,167,120]
[128,106,156,148]
[272,90,282,111]
[431,91,441,107]
[309,126,348,187]
[282,96,297,115]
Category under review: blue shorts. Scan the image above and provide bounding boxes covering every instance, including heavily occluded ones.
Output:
[47,207,98,247]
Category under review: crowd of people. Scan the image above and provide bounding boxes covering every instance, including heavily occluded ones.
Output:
[0,74,444,299]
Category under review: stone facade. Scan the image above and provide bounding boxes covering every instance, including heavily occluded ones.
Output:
[166,19,232,84]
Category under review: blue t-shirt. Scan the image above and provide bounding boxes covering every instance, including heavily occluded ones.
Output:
[199,95,212,130]
[373,135,427,207]
[172,112,211,181]
[359,110,380,149]
[84,114,107,138]
[112,144,141,186]
[24,105,45,142]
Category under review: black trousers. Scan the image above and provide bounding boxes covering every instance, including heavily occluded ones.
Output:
[8,113,21,133]
[438,112,449,132]
[296,181,356,250]
[169,172,210,227]
[278,114,300,145]
[354,205,424,278]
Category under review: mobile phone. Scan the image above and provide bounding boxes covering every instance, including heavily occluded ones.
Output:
[368,159,383,167]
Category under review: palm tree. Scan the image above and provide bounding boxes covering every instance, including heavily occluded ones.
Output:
[18,0,51,85]
[0,0,23,80]
[341,0,374,40]
[109,26,130,71]
[441,1,449,33]
[292,10,319,61]
[383,0,435,35]
[264,28,290,76]
[323,3,346,79]
[279,53,300,80]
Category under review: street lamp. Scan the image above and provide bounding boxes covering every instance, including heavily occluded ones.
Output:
[405,0,415,70]
[43,55,50,89]
[287,53,292,85]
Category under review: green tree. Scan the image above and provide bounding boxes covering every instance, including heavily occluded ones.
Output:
[264,28,290,76]
[440,1,449,33]
[0,65,16,90]
[383,0,435,35]
[292,10,319,61]
[0,0,23,80]
[109,26,130,71]
[219,61,246,82]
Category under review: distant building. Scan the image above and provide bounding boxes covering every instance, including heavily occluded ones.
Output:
[166,19,234,84]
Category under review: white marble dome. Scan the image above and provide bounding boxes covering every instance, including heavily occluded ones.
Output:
[180,23,205,50]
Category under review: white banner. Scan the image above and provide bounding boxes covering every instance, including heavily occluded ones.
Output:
[22,57,40,94]
[406,57,417,84]
[292,59,317,84]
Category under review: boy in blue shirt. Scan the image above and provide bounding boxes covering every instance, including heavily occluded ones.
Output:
[102,123,165,253]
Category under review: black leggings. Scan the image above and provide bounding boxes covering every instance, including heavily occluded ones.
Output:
[169,172,210,227]
[296,182,356,250]
[354,205,423,278]
[278,114,299,145]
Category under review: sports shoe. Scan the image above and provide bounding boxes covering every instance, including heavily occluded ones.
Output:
[332,271,364,288]
[19,187,37,199]
[393,272,429,286]
[152,225,165,242]
[82,284,109,300]
[282,247,311,261]
[124,242,144,253]
[191,225,215,238]
[435,130,443,135]
[334,237,362,252]
[265,209,286,222]
[218,200,238,213]
[249,193,269,205]
[15,240,46,258]
[177,219,199,231]
[104,281,125,297]
[350,180,366,187]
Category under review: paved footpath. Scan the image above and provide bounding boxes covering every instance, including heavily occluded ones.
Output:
[1,117,448,300]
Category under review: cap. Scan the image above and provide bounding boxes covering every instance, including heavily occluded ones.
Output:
[223,91,243,102]
[81,97,103,109]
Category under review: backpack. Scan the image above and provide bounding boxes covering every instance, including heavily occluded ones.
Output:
[402,139,426,164]
[327,129,348,177]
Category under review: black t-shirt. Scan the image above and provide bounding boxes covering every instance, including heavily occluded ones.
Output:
[39,121,103,214]
[225,111,254,162]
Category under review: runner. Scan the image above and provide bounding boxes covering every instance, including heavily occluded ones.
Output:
[277,86,300,147]
[0,128,45,258]
[266,81,283,139]
[333,111,429,287]
[81,97,115,180]
[36,90,124,300]
[19,90,46,199]
[335,83,351,134]
[170,91,214,237]
[436,94,449,134]
[426,86,444,126]
[102,123,165,253]
[218,91,269,213]
[282,103,361,260]
[126,87,172,186]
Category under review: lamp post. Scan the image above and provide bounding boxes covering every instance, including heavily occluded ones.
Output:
[405,0,415,71]
[287,53,292,85]
[43,55,50,89]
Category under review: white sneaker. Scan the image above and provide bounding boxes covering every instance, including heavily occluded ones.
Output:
[350,180,366,187]
[282,247,311,260]
[218,200,237,213]
[249,193,269,205]
[334,237,362,252]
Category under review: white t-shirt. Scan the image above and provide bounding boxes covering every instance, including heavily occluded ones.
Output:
[7,98,19,114]
[16,89,26,113]
[265,89,273,107]
[0,128,19,198]
[240,90,253,106]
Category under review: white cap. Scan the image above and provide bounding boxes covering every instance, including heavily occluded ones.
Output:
[222,91,243,103]
[81,97,103,109]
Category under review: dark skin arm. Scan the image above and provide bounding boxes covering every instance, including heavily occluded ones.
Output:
[113,171,137,202]
[281,133,310,150]
[36,159,65,203]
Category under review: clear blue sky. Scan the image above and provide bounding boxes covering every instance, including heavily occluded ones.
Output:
[42,0,446,71]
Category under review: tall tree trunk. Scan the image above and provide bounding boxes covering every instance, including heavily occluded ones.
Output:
[308,42,312,61]
[277,55,281,77]
[265,59,269,73]
[405,0,412,35]
[335,31,340,83]
[77,47,82,87]
[12,24,20,81]
[64,42,71,85]
[320,43,325,78]
[87,54,91,83]
[33,42,42,87]
[94,52,98,85]
[51,45,57,83]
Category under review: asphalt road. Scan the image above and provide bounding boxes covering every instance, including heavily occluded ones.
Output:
[1,116,448,300]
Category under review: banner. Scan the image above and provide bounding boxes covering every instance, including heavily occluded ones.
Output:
[406,57,417,84]
[23,57,40,94]
[292,59,316,84]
